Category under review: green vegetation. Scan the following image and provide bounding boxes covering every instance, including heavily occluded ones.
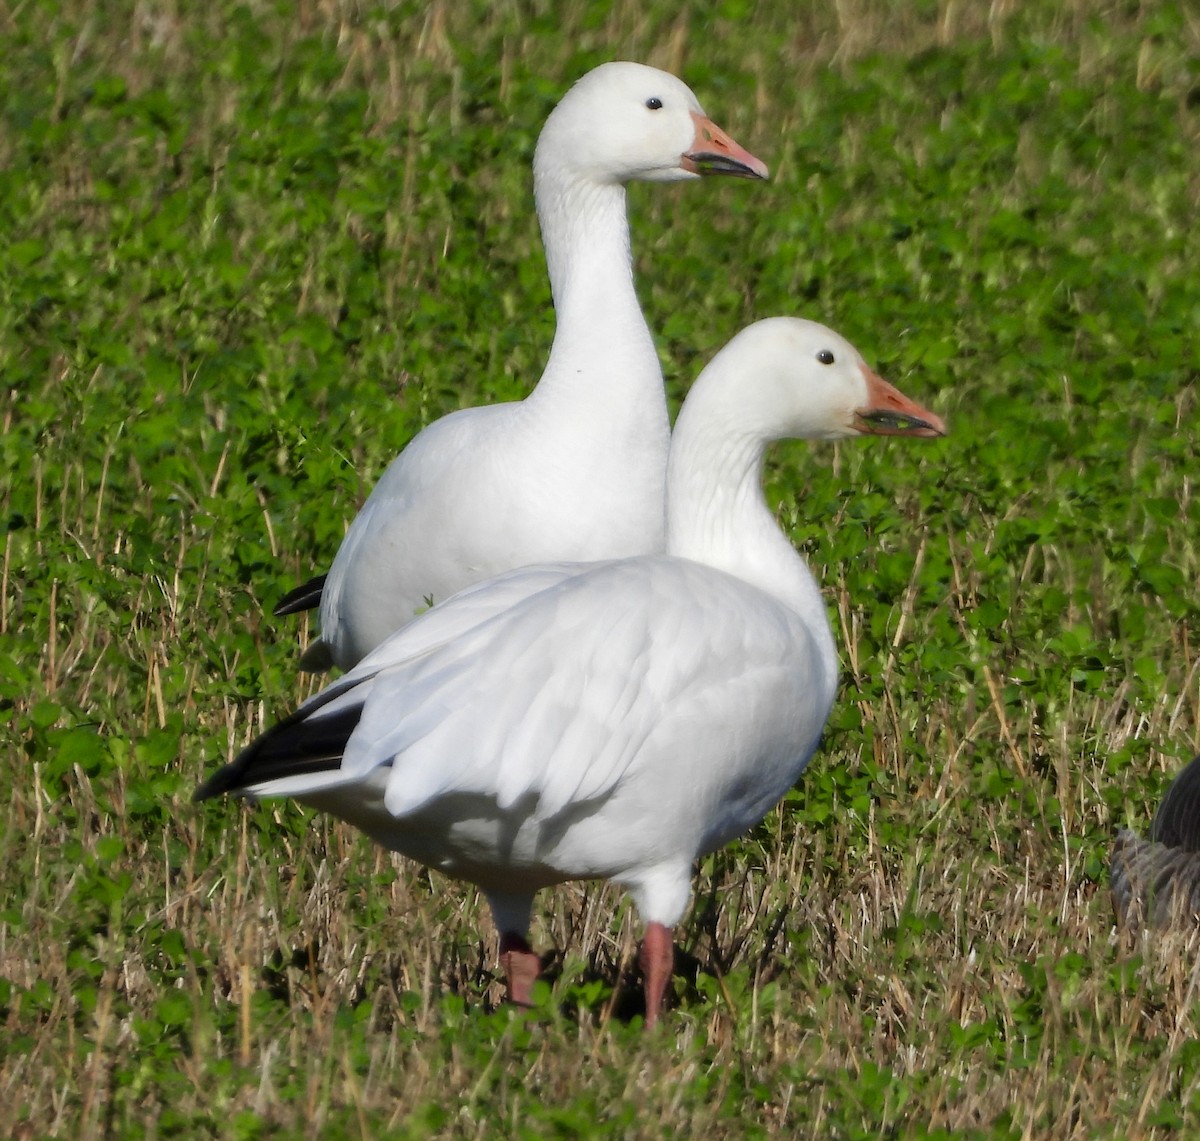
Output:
[2,0,1198,1136]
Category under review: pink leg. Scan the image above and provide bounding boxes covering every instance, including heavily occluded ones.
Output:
[499,932,541,1007]
[639,922,674,1029]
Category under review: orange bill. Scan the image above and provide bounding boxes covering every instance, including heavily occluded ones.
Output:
[681,112,769,180]
[854,369,946,437]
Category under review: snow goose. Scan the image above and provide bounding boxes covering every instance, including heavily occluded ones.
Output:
[276,62,768,671]
[1111,754,1200,927]
[199,317,945,1026]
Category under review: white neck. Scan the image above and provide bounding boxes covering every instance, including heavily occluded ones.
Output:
[665,368,835,644]
[522,164,665,432]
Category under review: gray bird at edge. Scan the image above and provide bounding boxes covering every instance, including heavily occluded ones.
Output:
[1111,754,1200,928]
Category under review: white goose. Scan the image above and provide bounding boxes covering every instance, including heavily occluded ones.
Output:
[277,62,768,671]
[200,318,945,1027]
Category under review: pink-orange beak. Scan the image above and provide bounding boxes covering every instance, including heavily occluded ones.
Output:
[681,111,769,180]
[854,369,946,437]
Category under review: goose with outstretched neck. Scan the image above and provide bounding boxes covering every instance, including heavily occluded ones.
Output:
[276,62,768,672]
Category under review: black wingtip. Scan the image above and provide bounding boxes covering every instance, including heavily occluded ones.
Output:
[193,766,241,803]
[194,682,367,806]
[297,639,335,673]
[274,573,328,617]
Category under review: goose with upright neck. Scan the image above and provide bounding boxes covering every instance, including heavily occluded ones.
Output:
[199,317,945,1027]
[277,62,768,671]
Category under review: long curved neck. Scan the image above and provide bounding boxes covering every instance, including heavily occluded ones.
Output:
[666,378,833,642]
[522,163,664,431]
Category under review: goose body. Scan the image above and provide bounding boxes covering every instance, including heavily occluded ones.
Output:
[282,62,768,671]
[202,318,945,1024]
[1111,754,1200,927]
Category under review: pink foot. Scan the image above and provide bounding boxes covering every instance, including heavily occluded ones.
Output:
[639,922,674,1029]
[499,932,541,1007]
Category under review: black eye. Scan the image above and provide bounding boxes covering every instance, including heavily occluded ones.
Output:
[817,349,835,365]
[645,97,663,110]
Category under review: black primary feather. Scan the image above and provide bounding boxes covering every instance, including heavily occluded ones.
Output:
[194,678,368,802]
[273,573,327,616]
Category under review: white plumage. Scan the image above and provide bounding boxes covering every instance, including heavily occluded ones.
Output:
[201,317,945,1025]
[278,62,768,671]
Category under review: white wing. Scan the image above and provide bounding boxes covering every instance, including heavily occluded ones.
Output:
[218,555,837,863]
[317,403,521,664]
[347,556,837,832]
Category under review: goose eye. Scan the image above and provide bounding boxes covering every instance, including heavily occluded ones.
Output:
[817,349,835,365]
[645,97,663,110]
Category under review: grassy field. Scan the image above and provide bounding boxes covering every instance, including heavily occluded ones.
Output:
[2,0,1199,1136]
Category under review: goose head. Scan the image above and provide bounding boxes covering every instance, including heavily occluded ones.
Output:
[535,61,768,187]
[702,317,947,443]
